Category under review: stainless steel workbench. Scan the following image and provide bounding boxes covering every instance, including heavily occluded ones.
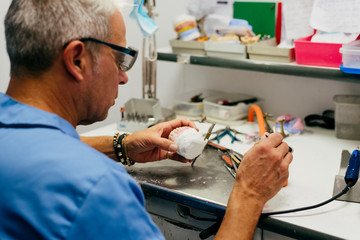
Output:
[83,122,360,240]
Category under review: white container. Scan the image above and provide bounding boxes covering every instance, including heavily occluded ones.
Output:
[333,95,360,140]
[173,89,224,117]
[203,93,256,121]
[204,42,247,60]
[169,39,206,56]
[247,38,295,63]
[340,40,360,68]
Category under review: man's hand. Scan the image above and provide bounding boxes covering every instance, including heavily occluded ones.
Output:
[125,118,198,163]
[234,132,292,204]
[215,132,292,240]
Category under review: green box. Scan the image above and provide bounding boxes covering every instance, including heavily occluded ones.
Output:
[233,1,276,38]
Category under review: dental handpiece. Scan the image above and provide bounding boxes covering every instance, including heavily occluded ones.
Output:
[345,147,360,187]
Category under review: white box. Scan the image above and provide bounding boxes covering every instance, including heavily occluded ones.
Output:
[340,40,360,69]
[203,93,256,121]
[169,39,206,56]
[172,89,225,117]
[205,42,247,60]
[247,38,295,63]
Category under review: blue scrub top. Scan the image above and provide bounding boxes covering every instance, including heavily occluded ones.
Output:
[0,93,164,240]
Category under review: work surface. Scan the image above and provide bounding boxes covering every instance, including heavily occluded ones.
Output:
[83,121,359,240]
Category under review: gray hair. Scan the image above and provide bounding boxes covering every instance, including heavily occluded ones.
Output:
[5,0,129,78]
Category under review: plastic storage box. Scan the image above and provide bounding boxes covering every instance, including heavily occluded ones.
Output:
[117,98,163,132]
[339,40,360,74]
[204,42,247,60]
[169,39,205,56]
[203,93,256,121]
[339,65,360,75]
[294,35,343,68]
[172,89,224,117]
[247,38,295,63]
[333,95,360,140]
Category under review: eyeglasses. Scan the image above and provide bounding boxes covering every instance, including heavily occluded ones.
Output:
[79,37,138,72]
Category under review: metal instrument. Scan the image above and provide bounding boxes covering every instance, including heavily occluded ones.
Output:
[142,0,158,99]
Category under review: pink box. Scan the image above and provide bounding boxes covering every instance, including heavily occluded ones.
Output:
[294,35,343,68]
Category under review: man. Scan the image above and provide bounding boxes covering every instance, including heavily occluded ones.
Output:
[0,0,292,239]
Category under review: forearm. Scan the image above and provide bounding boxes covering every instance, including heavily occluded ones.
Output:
[80,136,116,161]
[215,188,264,240]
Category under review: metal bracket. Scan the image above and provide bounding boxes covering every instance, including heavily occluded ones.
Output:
[333,150,360,203]
[176,54,191,64]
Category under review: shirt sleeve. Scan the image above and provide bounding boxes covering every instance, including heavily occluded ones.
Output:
[66,167,165,240]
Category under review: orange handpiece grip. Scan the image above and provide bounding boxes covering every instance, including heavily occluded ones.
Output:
[248,105,288,187]
[248,104,266,137]
[207,141,227,151]
[221,155,233,168]
[283,180,288,187]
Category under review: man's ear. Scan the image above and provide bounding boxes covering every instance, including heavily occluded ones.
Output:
[63,41,89,82]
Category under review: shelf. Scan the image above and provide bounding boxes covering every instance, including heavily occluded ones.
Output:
[157,51,360,84]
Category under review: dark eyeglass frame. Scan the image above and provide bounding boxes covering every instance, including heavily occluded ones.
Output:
[79,37,138,72]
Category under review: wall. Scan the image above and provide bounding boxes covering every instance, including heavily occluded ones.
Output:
[88,0,360,133]
[0,0,359,134]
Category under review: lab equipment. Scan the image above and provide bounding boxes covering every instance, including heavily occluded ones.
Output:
[129,0,158,99]
[211,126,241,144]
[221,153,240,178]
[207,141,243,164]
[223,163,236,178]
[168,127,207,159]
[191,140,243,173]
[247,104,266,137]
[208,125,255,144]
[264,113,304,137]
[264,113,287,137]
[275,114,304,135]
[190,121,216,167]
[142,0,158,99]
[263,148,360,216]
[221,155,233,168]
[333,148,360,203]
[344,148,360,187]
[117,98,162,132]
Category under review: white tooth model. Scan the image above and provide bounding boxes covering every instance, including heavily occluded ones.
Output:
[169,127,207,159]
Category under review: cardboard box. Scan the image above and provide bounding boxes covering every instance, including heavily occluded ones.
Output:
[204,42,247,60]
[169,39,205,56]
[247,38,295,63]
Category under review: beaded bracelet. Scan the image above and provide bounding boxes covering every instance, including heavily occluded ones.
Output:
[113,133,135,166]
